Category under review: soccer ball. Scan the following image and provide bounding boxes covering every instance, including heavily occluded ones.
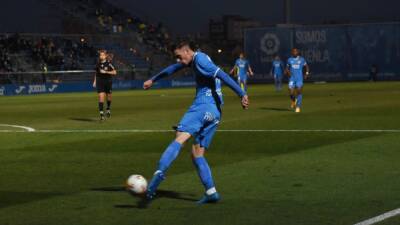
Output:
[126,174,147,194]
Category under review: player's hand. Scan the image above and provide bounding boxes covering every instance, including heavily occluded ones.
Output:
[241,95,249,109]
[143,80,153,90]
[99,69,106,74]
[92,82,96,88]
[305,72,310,80]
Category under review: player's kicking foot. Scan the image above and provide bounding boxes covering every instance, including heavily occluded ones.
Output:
[295,107,301,113]
[100,112,105,121]
[197,192,220,204]
[106,110,111,118]
[146,171,165,200]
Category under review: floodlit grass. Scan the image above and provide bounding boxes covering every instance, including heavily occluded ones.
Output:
[1,82,399,225]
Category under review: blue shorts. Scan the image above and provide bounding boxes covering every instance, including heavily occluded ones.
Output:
[237,76,247,83]
[288,79,303,89]
[176,104,221,149]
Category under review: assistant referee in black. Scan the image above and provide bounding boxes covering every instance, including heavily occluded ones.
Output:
[93,50,117,121]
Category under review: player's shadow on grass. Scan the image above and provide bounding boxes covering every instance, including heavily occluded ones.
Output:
[69,117,98,122]
[91,187,197,209]
[259,107,291,112]
[0,191,63,208]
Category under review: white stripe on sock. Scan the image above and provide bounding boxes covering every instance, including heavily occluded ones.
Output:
[206,187,217,195]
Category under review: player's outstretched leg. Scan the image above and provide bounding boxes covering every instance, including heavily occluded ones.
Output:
[146,141,182,199]
[146,132,191,200]
[192,145,220,204]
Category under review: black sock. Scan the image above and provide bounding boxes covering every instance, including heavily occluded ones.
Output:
[99,102,104,113]
[107,100,111,110]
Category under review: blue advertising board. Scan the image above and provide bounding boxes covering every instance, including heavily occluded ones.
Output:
[0,78,197,96]
[245,23,400,81]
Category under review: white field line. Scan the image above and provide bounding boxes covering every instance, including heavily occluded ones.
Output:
[353,208,400,225]
[0,124,36,132]
[0,128,400,133]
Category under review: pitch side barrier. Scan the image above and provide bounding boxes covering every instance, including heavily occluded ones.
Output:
[0,70,197,96]
[0,80,198,96]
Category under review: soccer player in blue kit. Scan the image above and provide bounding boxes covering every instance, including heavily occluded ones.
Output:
[143,42,249,204]
[285,48,310,113]
[271,55,284,91]
[230,53,254,92]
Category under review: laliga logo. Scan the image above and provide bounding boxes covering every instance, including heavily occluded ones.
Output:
[260,33,280,55]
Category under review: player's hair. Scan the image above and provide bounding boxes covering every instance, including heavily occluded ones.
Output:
[174,41,197,51]
[97,49,109,64]
[98,49,107,55]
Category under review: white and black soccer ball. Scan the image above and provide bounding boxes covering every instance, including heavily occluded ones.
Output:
[126,175,147,194]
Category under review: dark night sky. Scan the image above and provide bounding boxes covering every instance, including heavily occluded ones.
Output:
[0,0,399,34]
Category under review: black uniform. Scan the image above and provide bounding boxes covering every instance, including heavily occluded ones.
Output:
[95,61,115,94]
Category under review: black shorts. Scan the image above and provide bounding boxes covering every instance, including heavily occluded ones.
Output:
[96,78,112,94]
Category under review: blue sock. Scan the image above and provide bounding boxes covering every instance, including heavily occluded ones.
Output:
[297,94,303,107]
[148,141,182,194]
[193,157,215,191]
[158,141,182,172]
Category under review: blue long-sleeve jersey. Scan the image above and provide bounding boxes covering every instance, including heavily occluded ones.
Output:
[151,51,245,108]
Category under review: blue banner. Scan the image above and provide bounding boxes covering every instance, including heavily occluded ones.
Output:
[293,27,348,81]
[347,24,400,80]
[245,23,400,81]
[0,78,196,96]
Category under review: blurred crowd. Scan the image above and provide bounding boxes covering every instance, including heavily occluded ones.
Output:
[0,34,96,73]
[69,0,172,53]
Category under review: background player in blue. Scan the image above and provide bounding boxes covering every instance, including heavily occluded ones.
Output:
[285,48,310,113]
[143,42,249,204]
[270,55,284,92]
[230,53,254,92]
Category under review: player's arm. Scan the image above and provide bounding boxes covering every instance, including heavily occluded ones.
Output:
[216,69,249,109]
[93,74,96,88]
[101,65,117,76]
[143,63,185,90]
[229,65,237,75]
[284,62,291,77]
[197,54,248,108]
[304,63,310,79]
[108,64,117,76]
[248,64,254,76]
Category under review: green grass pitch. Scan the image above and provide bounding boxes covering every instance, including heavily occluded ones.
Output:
[0,82,400,225]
